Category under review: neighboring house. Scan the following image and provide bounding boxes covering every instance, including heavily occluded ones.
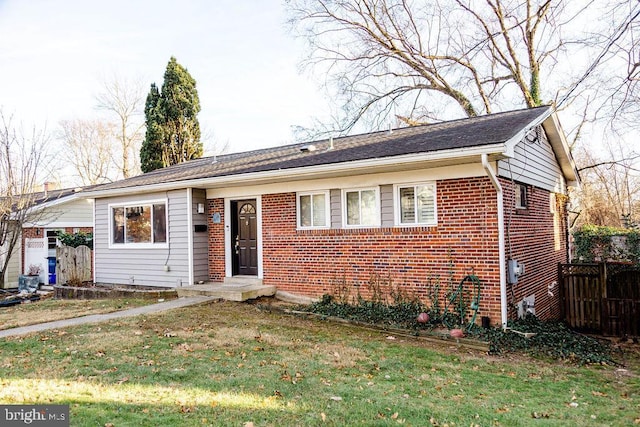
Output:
[1,186,94,288]
[83,106,579,326]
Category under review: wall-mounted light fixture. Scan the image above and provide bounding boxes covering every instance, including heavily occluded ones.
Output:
[197,203,205,214]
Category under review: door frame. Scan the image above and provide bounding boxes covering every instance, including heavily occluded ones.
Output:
[224,196,263,278]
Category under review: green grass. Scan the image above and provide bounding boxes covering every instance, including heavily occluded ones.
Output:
[0,300,638,426]
[0,298,158,330]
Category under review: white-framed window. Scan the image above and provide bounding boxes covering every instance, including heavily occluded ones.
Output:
[515,183,528,209]
[297,191,330,229]
[109,200,168,247]
[343,187,380,227]
[394,182,437,226]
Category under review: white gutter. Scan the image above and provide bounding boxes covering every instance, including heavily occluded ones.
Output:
[481,154,508,329]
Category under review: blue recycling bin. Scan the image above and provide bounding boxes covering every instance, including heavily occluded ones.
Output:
[48,257,56,284]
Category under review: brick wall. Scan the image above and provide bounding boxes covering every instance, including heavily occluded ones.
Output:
[501,179,568,320]
[207,176,569,324]
[207,198,225,281]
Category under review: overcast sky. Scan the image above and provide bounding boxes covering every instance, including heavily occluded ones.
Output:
[0,0,330,157]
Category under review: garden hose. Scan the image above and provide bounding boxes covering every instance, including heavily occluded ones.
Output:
[442,275,482,331]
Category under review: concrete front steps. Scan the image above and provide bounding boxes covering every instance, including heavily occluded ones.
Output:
[176,276,276,302]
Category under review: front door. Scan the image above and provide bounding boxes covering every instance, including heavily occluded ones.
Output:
[231,200,258,276]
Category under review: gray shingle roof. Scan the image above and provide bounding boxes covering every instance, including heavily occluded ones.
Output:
[87,105,551,193]
[2,185,98,212]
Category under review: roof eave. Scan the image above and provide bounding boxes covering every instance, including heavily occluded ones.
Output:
[542,112,581,187]
[83,143,510,199]
[501,105,552,156]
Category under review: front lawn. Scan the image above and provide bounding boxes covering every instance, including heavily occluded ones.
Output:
[0,300,638,426]
[0,298,158,330]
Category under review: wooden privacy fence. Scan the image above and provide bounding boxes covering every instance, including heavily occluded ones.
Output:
[559,263,640,337]
[56,245,92,286]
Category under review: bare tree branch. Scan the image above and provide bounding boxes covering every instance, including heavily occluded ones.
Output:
[0,111,55,287]
[95,75,145,178]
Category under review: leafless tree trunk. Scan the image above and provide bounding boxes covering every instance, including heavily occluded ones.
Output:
[95,75,145,178]
[58,119,117,185]
[0,111,54,288]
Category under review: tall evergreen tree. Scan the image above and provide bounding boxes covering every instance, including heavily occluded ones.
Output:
[140,83,163,173]
[140,57,202,173]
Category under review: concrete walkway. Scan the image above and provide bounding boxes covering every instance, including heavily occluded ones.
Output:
[0,296,218,339]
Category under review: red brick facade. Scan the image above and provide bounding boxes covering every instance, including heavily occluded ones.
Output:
[207,198,226,282]
[206,176,569,324]
[501,180,568,320]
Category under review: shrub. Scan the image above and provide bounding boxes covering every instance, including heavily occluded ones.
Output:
[472,314,616,365]
[573,224,640,265]
[58,231,93,250]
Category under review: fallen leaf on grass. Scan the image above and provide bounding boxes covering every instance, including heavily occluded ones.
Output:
[591,390,607,397]
[531,412,550,419]
[330,396,342,401]
[178,343,193,352]
[321,413,326,422]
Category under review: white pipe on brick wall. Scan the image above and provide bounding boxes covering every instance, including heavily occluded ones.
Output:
[481,154,508,329]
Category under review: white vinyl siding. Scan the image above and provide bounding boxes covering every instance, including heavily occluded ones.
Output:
[44,199,93,226]
[94,190,190,287]
[394,182,437,226]
[380,185,394,227]
[1,237,20,288]
[191,189,209,282]
[498,126,565,193]
[297,191,330,229]
[23,198,94,228]
[330,189,341,228]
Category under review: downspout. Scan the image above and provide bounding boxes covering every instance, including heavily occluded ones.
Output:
[481,154,508,329]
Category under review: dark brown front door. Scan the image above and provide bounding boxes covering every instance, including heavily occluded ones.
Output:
[232,200,258,276]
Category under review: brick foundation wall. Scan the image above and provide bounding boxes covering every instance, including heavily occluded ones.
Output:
[501,179,568,320]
